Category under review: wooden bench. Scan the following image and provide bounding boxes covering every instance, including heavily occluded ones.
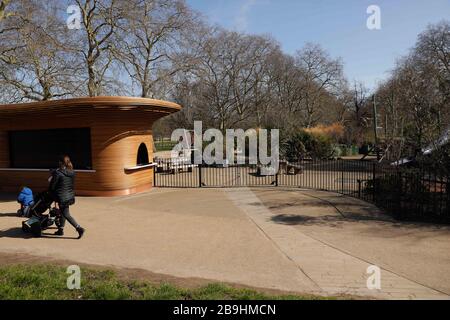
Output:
[168,163,197,174]
[154,157,197,174]
[279,161,304,175]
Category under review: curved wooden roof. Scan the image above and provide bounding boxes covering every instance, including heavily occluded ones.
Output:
[0,96,182,115]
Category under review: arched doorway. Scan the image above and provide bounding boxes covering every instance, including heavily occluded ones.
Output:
[137,143,149,166]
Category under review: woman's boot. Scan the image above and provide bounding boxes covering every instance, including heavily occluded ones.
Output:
[76,227,85,239]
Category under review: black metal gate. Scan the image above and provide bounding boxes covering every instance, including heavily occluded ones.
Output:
[154,158,450,222]
[154,159,374,197]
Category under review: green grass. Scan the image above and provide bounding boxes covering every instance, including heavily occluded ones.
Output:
[154,141,178,152]
[0,264,328,300]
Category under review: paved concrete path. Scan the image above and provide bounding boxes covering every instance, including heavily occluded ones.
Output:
[1,188,449,299]
[227,188,450,299]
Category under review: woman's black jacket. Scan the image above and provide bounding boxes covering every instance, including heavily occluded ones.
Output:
[49,169,76,206]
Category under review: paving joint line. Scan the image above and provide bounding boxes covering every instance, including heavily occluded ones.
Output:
[224,188,323,293]
[294,190,449,296]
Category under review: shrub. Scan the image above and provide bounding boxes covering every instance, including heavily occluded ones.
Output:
[283,130,336,161]
[304,123,344,143]
[415,144,450,176]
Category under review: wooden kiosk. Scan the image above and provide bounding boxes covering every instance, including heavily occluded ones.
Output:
[0,97,181,196]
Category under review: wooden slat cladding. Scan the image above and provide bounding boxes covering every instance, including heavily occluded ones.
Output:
[0,97,181,196]
[0,96,181,115]
[0,130,9,167]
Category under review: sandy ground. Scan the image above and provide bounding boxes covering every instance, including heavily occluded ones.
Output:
[1,188,450,299]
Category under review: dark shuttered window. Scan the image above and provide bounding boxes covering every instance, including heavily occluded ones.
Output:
[9,128,92,170]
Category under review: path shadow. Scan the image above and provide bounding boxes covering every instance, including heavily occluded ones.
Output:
[270,213,450,233]
[271,214,347,228]
[0,227,33,239]
[41,234,76,240]
[0,212,20,218]
[256,198,389,221]
[0,227,75,240]
[266,200,331,210]
[271,213,389,226]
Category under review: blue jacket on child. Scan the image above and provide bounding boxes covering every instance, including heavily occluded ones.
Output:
[18,187,34,206]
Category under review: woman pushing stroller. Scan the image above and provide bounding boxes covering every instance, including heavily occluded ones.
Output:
[49,155,85,239]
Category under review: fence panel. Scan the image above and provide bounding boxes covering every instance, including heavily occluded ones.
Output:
[154,158,449,223]
[372,165,449,222]
[154,158,200,188]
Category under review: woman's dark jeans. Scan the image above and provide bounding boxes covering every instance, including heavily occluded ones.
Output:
[59,205,79,229]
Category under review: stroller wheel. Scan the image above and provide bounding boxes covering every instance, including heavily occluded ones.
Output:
[30,222,42,238]
[55,219,62,228]
[21,221,28,233]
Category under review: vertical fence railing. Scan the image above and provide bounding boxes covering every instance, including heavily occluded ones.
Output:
[369,164,449,222]
[154,157,449,222]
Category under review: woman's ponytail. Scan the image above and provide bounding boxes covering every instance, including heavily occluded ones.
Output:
[59,155,74,171]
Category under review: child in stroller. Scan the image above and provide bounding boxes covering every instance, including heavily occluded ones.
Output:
[17,186,34,217]
[21,190,62,237]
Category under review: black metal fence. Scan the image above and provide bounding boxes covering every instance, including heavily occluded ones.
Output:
[154,158,449,223]
[371,166,449,222]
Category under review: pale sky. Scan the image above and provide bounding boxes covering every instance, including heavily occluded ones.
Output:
[187,0,450,90]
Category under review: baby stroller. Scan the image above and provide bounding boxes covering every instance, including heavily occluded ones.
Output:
[22,191,62,237]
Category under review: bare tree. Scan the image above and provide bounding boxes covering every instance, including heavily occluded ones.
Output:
[416,21,450,78]
[0,0,84,101]
[2,0,351,140]
[166,36,348,135]
[195,31,237,131]
[0,0,19,65]
[0,0,10,21]
[415,21,450,133]
[229,34,275,127]
[352,81,370,127]
[187,30,278,131]
[265,50,304,130]
[365,24,443,161]
[346,81,371,144]
[329,79,352,126]
[248,40,277,128]
[295,43,344,127]
[75,0,123,96]
[113,0,198,99]
[374,21,450,158]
